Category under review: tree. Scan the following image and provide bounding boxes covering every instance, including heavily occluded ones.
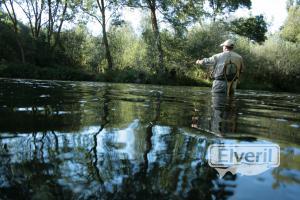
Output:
[161,0,205,37]
[15,0,45,40]
[1,0,26,63]
[15,0,79,50]
[206,0,252,21]
[126,0,168,72]
[109,23,145,69]
[230,15,268,43]
[0,15,21,62]
[281,5,300,43]
[81,0,120,70]
[127,0,205,72]
[47,0,68,49]
[47,0,80,51]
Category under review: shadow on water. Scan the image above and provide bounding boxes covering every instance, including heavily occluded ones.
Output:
[0,78,300,199]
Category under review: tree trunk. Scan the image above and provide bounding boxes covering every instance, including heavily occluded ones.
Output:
[102,27,113,70]
[99,0,113,70]
[52,1,68,51]
[47,0,53,45]
[149,1,164,72]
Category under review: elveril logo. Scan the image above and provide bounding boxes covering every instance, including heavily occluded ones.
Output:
[208,143,280,178]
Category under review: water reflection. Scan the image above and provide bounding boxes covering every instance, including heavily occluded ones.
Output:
[192,94,239,138]
[0,78,300,199]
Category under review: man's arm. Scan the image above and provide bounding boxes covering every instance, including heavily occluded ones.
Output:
[196,55,217,67]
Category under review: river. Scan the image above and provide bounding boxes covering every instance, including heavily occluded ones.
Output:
[0,78,300,200]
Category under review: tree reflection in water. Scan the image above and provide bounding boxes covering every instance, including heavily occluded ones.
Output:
[1,79,300,199]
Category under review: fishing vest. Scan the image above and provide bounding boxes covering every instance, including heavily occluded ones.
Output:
[211,52,240,81]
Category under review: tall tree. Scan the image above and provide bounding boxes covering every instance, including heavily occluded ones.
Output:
[15,0,78,51]
[1,0,26,63]
[47,0,68,49]
[47,0,79,51]
[15,0,45,39]
[81,0,120,70]
[127,0,205,72]
[126,0,166,72]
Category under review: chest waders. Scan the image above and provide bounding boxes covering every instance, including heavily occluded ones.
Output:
[224,53,241,96]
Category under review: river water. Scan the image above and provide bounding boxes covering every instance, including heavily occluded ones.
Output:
[0,78,299,200]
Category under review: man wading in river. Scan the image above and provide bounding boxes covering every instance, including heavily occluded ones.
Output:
[196,39,244,95]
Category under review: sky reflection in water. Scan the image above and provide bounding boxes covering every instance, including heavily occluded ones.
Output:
[0,78,300,200]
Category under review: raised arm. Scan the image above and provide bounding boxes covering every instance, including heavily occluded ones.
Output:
[196,55,217,67]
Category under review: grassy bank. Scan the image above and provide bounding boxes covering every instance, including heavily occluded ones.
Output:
[0,63,211,87]
[2,61,299,93]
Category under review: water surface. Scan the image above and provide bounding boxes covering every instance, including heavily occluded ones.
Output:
[0,78,300,200]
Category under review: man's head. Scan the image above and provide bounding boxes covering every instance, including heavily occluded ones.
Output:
[220,39,234,52]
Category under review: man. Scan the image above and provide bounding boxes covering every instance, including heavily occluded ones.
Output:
[196,39,244,94]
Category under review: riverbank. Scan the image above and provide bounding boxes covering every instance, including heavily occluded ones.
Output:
[2,62,300,93]
[0,63,210,87]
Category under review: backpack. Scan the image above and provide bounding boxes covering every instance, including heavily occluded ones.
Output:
[224,60,238,82]
[224,53,242,96]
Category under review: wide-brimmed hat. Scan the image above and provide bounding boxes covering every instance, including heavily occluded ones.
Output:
[220,39,234,47]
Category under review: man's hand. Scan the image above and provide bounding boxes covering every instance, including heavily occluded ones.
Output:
[196,59,204,65]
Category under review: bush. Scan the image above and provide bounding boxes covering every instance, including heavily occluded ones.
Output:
[236,35,300,92]
[0,63,94,81]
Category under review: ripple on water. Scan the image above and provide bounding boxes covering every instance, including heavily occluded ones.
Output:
[276,118,288,122]
[1,78,300,200]
[290,124,300,129]
[39,94,51,98]
[16,107,45,111]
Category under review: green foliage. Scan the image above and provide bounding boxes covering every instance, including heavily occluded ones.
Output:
[109,24,147,69]
[207,0,251,20]
[236,35,300,91]
[0,1,299,92]
[230,15,268,43]
[0,20,19,62]
[281,5,300,43]
[208,0,251,12]
[186,23,227,59]
[140,16,160,70]
[161,0,205,36]
[96,67,210,86]
[59,26,91,67]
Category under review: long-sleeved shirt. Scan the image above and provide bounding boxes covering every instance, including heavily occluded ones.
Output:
[202,51,244,80]
[202,50,244,93]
